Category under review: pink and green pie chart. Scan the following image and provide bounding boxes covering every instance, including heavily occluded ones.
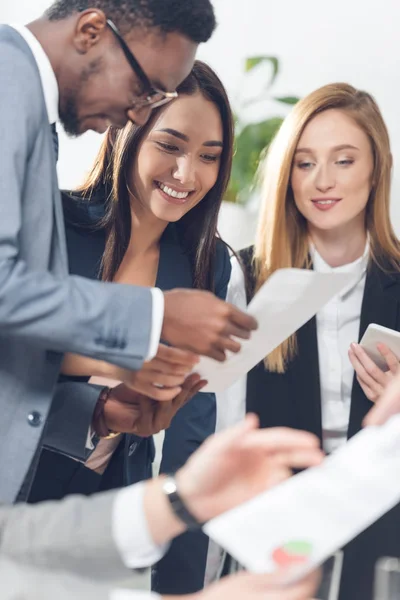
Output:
[272,540,312,567]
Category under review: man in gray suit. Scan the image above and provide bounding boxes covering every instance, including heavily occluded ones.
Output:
[0,418,322,599]
[0,0,257,503]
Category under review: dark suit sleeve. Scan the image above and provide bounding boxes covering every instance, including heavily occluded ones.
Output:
[42,382,102,461]
[214,239,232,301]
[152,241,231,595]
[27,381,106,503]
[155,395,217,595]
[160,240,231,473]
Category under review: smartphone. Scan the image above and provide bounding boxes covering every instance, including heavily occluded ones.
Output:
[359,324,400,371]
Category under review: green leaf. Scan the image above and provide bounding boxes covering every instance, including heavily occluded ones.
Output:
[226,117,284,203]
[274,95,300,105]
[245,56,279,88]
[245,57,265,72]
[226,56,301,204]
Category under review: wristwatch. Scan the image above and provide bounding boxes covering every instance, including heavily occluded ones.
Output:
[162,475,204,530]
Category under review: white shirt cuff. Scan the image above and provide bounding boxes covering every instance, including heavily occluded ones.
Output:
[146,288,164,360]
[110,591,161,600]
[112,481,167,569]
[85,426,95,451]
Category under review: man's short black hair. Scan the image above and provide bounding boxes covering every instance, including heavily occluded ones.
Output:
[45,0,216,43]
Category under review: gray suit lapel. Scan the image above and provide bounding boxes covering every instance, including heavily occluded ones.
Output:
[1,25,68,272]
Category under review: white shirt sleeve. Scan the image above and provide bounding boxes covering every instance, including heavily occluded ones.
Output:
[215,255,247,433]
[85,426,95,451]
[110,591,161,600]
[226,254,247,311]
[146,288,164,360]
[112,481,168,569]
[205,256,248,586]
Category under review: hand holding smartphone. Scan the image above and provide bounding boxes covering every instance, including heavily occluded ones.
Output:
[359,324,400,371]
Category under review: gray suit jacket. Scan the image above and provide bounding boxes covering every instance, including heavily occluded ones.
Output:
[0,25,154,502]
[0,491,140,599]
[0,491,127,580]
[0,559,113,600]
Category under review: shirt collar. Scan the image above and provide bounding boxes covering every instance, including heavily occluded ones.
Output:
[310,239,369,298]
[10,24,59,124]
[310,240,369,273]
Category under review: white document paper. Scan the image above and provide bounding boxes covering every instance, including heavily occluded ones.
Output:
[204,416,400,582]
[196,269,354,393]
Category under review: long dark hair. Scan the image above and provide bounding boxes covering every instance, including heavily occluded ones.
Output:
[76,60,234,290]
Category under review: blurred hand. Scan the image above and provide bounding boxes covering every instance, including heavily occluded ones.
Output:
[162,289,258,362]
[175,414,324,523]
[349,342,399,402]
[98,374,206,436]
[198,569,320,600]
[119,343,199,401]
[62,344,199,402]
[364,370,400,426]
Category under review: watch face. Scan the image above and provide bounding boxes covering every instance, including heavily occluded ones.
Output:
[164,478,177,494]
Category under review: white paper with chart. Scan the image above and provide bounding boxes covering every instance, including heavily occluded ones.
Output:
[204,415,400,583]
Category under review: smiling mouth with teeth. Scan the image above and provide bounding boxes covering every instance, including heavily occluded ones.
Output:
[156,181,192,200]
[313,200,337,205]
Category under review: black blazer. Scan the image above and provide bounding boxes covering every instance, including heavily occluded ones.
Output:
[29,192,231,596]
[241,246,400,600]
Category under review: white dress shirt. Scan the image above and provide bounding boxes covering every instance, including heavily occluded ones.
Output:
[9,24,164,362]
[203,247,368,584]
[225,248,368,456]
[312,243,369,454]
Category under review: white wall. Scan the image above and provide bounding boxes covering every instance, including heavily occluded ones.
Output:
[3,0,400,234]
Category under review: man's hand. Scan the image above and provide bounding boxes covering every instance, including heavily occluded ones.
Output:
[175,414,324,523]
[100,373,206,437]
[120,344,199,401]
[162,289,258,362]
[194,569,320,600]
[364,370,400,426]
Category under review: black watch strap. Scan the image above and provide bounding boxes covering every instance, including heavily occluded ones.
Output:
[162,475,204,531]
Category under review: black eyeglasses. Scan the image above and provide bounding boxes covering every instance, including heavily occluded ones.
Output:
[106,19,178,110]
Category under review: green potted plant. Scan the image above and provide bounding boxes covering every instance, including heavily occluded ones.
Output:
[218,56,300,248]
[226,56,300,204]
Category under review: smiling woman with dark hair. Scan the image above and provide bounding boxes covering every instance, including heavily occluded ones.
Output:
[28,60,235,596]
[75,59,234,293]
